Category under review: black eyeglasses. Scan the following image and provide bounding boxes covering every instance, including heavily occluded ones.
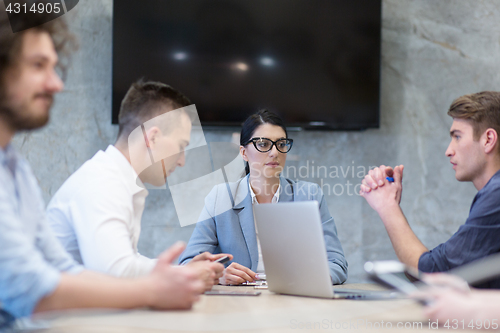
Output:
[244,137,293,153]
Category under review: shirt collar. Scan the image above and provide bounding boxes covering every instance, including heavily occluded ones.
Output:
[249,182,280,204]
[105,145,147,195]
[0,144,18,176]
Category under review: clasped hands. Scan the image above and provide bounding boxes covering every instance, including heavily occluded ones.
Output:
[359,164,404,214]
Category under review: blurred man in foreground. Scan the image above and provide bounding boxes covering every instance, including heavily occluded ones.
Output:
[414,273,500,326]
[0,6,216,326]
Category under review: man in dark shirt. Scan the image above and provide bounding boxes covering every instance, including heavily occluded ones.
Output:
[360,91,500,288]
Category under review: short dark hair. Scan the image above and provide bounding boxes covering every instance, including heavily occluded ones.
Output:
[0,2,76,86]
[117,79,192,139]
[240,109,288,175]
[448,91,500,142]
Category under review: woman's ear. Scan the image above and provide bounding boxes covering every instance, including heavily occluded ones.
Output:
[240,145,249,162]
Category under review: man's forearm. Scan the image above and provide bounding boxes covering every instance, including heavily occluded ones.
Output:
[377,204,428,269]
[34,271,152,313]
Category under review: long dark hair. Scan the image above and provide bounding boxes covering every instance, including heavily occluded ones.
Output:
[240,109,288,175]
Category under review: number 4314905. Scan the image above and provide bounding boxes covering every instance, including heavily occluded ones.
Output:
[6,2,61,14]
[443,319,498,330]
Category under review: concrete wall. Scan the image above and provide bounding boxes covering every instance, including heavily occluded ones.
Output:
[12,0,500,282]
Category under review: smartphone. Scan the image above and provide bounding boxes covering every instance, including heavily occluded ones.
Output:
[241,280,267,286]
[364,260,428,294]
[214,255,230,264]
[204,290,261,296]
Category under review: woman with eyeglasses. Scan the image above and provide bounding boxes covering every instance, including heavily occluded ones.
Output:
[179,109,347,285]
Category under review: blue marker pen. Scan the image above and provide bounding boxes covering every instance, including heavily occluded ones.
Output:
[386,177,395,182]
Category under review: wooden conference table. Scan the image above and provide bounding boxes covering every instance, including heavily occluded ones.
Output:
[37,284,471,333]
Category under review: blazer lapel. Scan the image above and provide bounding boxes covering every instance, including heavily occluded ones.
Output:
[233,176,259,271]
[278,176,294,202]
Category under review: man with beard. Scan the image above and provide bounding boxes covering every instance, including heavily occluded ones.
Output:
[0,4,218,327]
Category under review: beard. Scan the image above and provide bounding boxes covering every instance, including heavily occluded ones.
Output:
[0,94,52,131]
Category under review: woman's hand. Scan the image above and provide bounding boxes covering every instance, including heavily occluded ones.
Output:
[219,262,257,285]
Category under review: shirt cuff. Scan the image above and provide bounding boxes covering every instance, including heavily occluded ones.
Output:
[9,267,61,318]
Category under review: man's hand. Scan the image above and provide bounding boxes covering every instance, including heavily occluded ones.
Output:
[219,262,256,285]
[410,273,470,306]
[422,289,500,325]
[359,165,426,269]
[187,260,225,291]
[190,252,233,263]
[360,165,404,214]
[360,165,404,196]
[147,242,205,310]
[423,290,481,324]
[421,273,470,293]
[188,252,233,287]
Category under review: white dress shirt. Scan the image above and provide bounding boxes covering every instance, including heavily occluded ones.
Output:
[47,145,156,278]
[249,183,280,274]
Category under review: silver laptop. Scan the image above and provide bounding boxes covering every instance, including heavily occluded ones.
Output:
[254,201,398,299]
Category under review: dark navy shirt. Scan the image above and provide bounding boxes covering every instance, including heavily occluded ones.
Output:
[419,169,500,289]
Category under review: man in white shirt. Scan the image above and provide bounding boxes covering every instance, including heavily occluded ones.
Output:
[47,80,229,283]
[0,8,214,323]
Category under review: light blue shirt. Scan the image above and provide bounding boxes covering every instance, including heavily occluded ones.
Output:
[0,145,83,320]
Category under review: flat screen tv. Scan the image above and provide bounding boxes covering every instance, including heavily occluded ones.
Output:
[112,0,381,130]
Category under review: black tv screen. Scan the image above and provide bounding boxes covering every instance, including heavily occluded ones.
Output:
[112,0,381,130]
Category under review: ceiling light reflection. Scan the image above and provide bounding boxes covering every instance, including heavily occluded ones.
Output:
[260,57,275,66]
[173,52,187,60]
[234,62,249,71]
